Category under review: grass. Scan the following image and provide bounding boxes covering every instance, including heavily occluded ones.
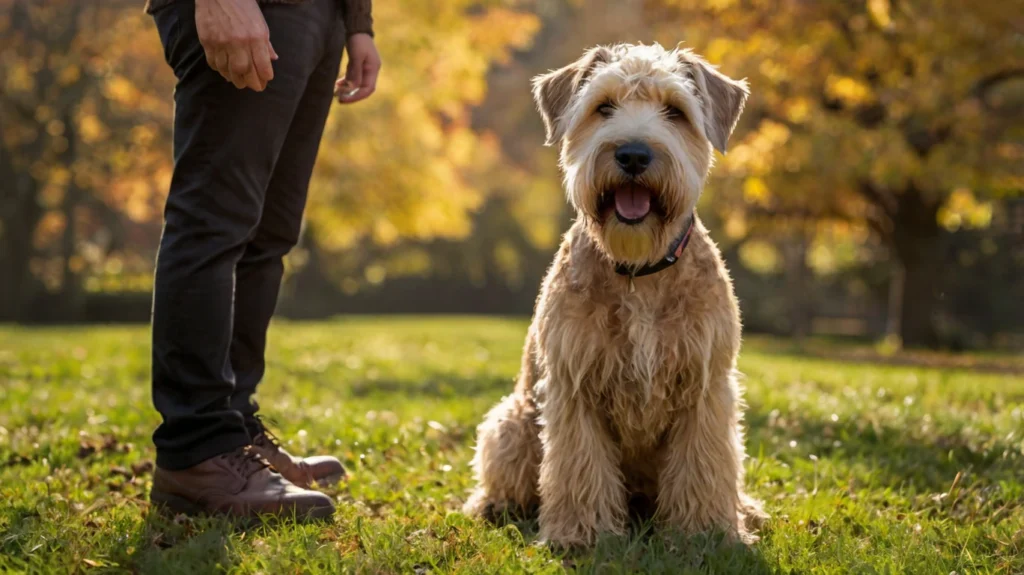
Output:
[1,316,1022,574]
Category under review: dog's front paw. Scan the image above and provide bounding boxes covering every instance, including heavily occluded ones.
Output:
[737,495,770,540]
[538,516,627,549]
[537,525,595,550]
[463,489,536,524]
[462,489,490,518]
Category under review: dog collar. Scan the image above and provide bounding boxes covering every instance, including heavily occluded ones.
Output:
[614,213,695,291]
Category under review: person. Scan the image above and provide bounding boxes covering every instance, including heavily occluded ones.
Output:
[143,0,381,520]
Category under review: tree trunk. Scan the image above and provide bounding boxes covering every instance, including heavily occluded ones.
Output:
[58,110,85,321]
[0,170,43,322]
[887,186,944,349]
[783,233,812,340]
[0,243,34,322]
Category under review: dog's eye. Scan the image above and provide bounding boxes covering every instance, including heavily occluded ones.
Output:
[664,105,687,121]
[597,103,616,118]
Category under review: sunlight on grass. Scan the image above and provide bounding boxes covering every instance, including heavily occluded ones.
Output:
[1,317,1022,573]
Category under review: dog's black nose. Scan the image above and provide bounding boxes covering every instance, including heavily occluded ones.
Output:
[615,142,653,176]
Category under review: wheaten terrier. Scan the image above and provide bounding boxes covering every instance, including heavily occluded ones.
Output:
[463,43,766,547]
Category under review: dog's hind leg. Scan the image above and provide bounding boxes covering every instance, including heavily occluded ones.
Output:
[463,392,542,521]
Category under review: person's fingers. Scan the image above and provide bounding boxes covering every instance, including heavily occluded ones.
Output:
[345,55,364,92]
[251,40,274,89]
[228,47,255,90]
[337,85,373,103]
[205,48,218,73]
[335,78,358,102]
[362,59,379,91]
[337,60,379,104]
[269,40,279,61]
[243,64,263,91]
[214,49,232,83]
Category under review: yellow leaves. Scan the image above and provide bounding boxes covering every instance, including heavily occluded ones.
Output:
[372,218,400,246]
[467,9,541,65]
[743,177,772,207]
[57,63,81,86]
[784,97,811,124]
[493,240,523,287]
[46,119,65,137]
[130,125,156,147]
[381,248,432,277]
[867,0,894,30]
[706,0,740,11]
[364,264,387,285]
[703,39,736,66]
[723,212,748,240]
[757,59,788,84]
[938,188,993,231]
[102,75,140,108]
[825,75,873,106]
[509,163,564,250]
[307,0,541,258]
[738,240,780,275]
[79,114,106,144]
[723,120,791,176]
[6,60,35,93]
[445,128,478,168]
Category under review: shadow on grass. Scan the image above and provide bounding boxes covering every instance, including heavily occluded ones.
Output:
[489,508,772,574]
[579,528,772,575]
[745,406,1022,494]
[118,512,240,574]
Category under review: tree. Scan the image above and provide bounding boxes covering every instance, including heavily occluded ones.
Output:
[301,0,540,288]
[650,0,1023,347]
[0,0,172,320]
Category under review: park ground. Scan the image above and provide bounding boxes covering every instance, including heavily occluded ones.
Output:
[1,317,1023,574]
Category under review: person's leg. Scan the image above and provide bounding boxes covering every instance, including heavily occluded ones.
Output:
[230,13,347,434]
[150,0,339,471]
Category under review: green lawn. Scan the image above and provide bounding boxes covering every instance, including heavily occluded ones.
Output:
[1,317,1022,574]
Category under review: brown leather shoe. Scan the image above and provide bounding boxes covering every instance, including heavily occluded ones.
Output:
[150,446,334,521]
[249,417,348,489]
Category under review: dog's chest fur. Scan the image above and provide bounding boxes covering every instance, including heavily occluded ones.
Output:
[534,221,738,457]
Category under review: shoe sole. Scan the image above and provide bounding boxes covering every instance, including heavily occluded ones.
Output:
[150,490,334,523]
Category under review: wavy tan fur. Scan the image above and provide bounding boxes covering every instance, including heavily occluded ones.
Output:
[464,43,765,547]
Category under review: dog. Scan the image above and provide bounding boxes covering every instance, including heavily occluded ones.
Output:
[462,43,766,547]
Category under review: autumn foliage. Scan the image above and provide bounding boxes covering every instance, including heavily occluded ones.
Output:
[0,0,1020,348]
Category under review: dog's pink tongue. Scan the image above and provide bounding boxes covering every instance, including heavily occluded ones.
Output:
[614,185,652,220]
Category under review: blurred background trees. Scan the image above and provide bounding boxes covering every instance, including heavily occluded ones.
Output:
[1,0,1021,350]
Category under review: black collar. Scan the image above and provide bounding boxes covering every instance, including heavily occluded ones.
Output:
[614,213,695,279]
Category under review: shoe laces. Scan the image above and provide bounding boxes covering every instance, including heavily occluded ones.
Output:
[226,445,270,477]
[251,415,283,449]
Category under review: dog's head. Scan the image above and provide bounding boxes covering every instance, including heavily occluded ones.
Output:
[533,43,748,266]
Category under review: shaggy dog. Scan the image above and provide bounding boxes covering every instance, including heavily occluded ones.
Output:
[463,43,766,547]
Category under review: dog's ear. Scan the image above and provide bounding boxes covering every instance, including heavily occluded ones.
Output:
[688,56,749,154]
[532,46,612,146]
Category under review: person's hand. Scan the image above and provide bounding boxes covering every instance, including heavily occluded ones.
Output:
[335,34,381,104]
[195,0,278,91]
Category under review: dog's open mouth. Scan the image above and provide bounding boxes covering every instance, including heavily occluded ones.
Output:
[600,183,658,225]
